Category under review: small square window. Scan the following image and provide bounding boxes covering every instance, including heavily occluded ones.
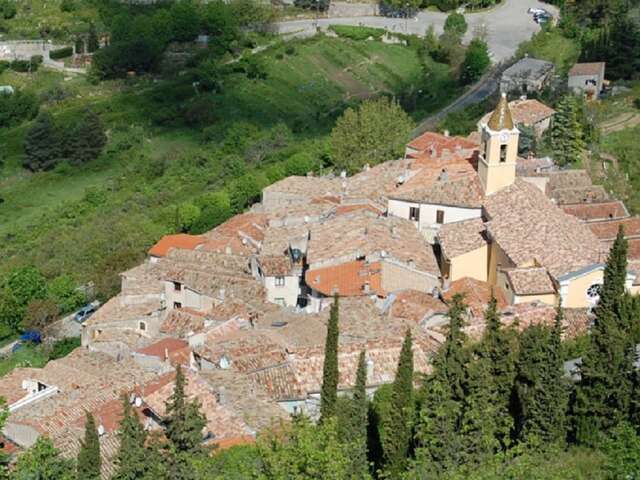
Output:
[409,207,420,222]
[275,276,285,287]
[275,298,285,306]
[436,210,445,224]
[173,301,182,309]
[139,321,146,331]
[173,282,182,291]
[500,144,507,163]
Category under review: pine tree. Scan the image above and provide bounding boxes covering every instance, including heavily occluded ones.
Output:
[164,365,207,454]
[114,395,149,480]
[77,412,101,480]
[435,294,469,402]
[574,230,635,445]
[382,329,414,476]
[514,308,568,446]
[320,294,340,421]
[23,111,60,171]
[339,350,370,479]
[65,109,107,165]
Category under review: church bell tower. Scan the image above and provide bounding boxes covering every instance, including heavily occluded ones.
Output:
[478,93,519,195]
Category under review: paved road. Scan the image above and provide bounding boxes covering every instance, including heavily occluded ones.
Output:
[274,0,558,62]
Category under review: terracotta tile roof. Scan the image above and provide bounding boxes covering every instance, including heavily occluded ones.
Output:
[262,176,342,200]
[544,170,611,205]
[200,212,269,256]
[258,224,309,276]
[1,349,158,478]
[561,200,628,221]
[306,260,383,296]
[388,289,448,323]
[481,99,555,127]
[443,277,508,320]
[160,308,208,336]
[391,171,484,209]
[438,218,487,259]
[305,211,439,276]
[84,296,160,327]
[148,234,206,257]
[628,238,640,260]
[503,267,556,295]
[569,62,605,76]
[501,302,557,330]
[588,217,640,241]
[516,155,555,175]
[483,179,604,279]
[141,370,254,443]
[136,338,190,366]
[407,131,477,154]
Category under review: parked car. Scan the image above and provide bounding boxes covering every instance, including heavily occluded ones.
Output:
[74,304,96,323]
[528,7,547,15]
[534,12,552,24]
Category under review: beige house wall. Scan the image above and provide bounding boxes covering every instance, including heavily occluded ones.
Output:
[448,245,488,283]
[164,282,213,312]
[478,129,519,195]
[381,261,439,294]
[265,275,300,307]
[561,268,604,309]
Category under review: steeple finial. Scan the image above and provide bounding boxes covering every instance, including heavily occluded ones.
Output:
[487,93,514,131]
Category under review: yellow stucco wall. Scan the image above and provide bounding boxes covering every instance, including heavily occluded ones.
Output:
[449,245,489,283]
[563,269,604,309]
[514,293,557,306]
[478,129,519,195]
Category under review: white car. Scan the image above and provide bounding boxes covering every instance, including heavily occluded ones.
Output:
[528,7,547,15]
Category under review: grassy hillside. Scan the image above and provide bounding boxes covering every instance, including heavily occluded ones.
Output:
[0,35,460,297]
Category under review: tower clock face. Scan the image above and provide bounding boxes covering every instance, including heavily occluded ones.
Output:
[500,132,509,143]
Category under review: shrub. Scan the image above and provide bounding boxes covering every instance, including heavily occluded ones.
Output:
[0,90,39,128]
[329,25,385,41]
[49,46,73,60]
[60,0,75,12]
[0,0,16,19]
[294,0,330,12]
[10,59,37,72]
[285,45,296,55]
[444,12,467,39]
[49,337,81,360]
[460,38,490,84]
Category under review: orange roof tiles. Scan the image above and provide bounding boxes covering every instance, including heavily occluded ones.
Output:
[569,62,605,77]
[561,201,628,221]
[481,99,555,127]
[306,260,383,297]
[588,217,640,241]
[444,277,508,319]
[149,234,205,257]
[407,131,478,154]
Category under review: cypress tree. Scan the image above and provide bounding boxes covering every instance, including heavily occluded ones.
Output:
[23,111,60,171]
[382,329,414,476]
[77,412,101,480]
[479,295,519,449]
[574,230,635,444]
[320,293,340,421]
[514,308,568,446]
[164,365,207,454]
[87,23,99,53]
[114,395,149,480]
[340,350,369,479]
[413,295,470,475]
[549,95,585,167]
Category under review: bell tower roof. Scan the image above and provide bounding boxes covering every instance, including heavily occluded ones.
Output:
[487,93,515,131]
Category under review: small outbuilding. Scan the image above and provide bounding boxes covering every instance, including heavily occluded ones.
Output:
[500,56,555,95]
[568,62,606,100]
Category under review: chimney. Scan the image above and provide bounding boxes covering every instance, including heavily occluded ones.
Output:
[340,170,347,178]
[164,348,169,361]
[438,169,449,182]
[363,163,370,172]
[443,129,450,137]
[442,149,451,160]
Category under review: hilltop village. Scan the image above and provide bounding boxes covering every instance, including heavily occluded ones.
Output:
[1,94,639,475]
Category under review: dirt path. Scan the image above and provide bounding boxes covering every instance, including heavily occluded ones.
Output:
[601,112,640,135]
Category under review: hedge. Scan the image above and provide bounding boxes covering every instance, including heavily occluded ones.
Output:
[329,25,386,41]
[50,46,73,60]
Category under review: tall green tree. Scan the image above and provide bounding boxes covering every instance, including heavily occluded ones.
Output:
[76,412,101,480]
[320,294,340,421]
[339,350,370,479]
[443,12,467,40]
[113,396,150,480]
[478,296,519,449]
[460,38,490,84]
[65,109,107,165]
[87,23,99,53]
[381,330,414,476]
[514,308,568,446]
[574,229,634,445]
[548,95,586,167]
[23,112,60,171]
[164,365,207,454]
[330,97,414,174]
[413,295,469,475]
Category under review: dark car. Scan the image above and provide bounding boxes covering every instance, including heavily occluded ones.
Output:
[74,304,96,323]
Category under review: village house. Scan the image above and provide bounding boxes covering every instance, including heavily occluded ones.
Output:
[500,56,555,95]
[478,98,556,137]
[568,62,606,100]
